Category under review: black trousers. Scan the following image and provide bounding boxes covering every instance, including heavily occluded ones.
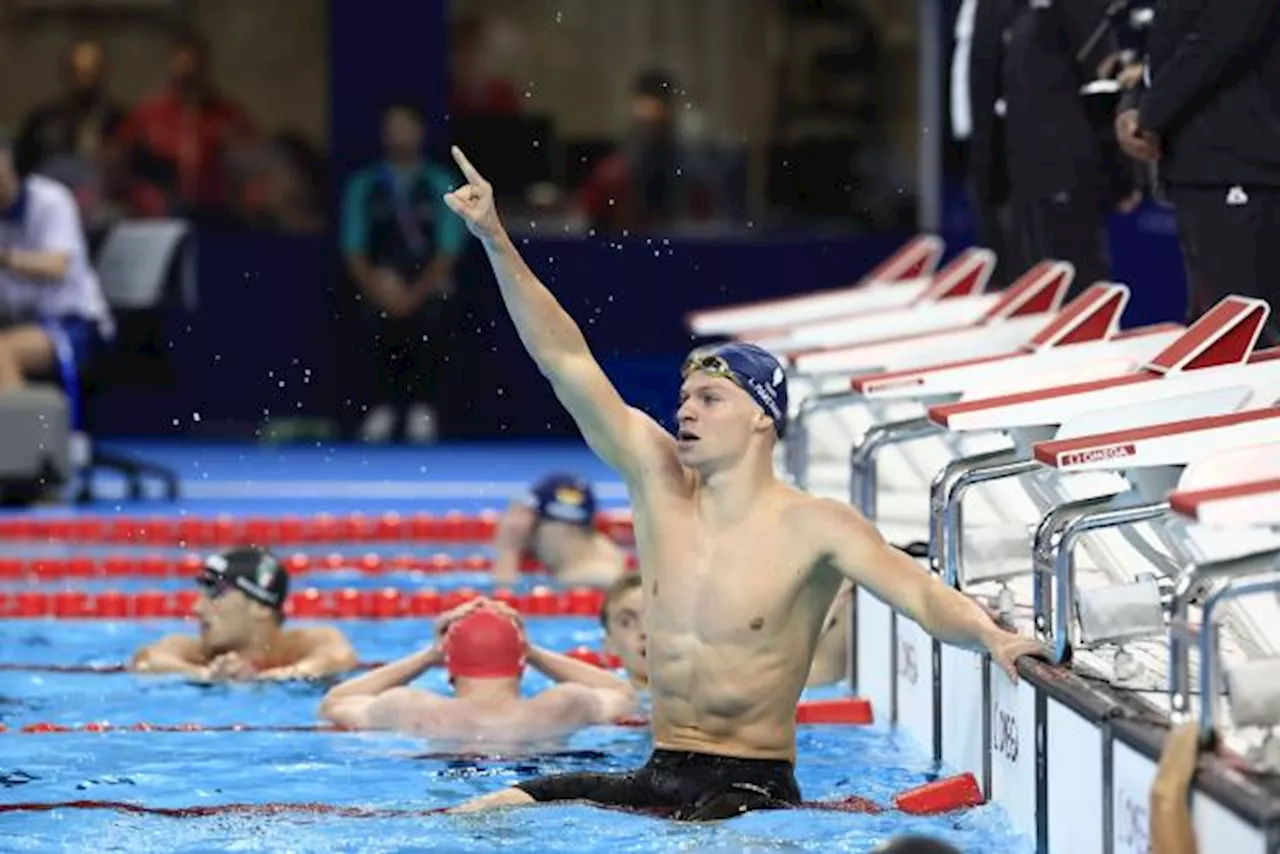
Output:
[1009,190,1112,302]
[968,182,1021,290]
[1165,184,1280,347]
[355,294,455,414]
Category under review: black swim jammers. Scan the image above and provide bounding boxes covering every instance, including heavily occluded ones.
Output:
[514,749,802,821]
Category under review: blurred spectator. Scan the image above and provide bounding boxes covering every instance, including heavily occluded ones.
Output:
[0,128,113,393]
[949,0,1020,288]
[577,71,715,234]
[112,28,256,225]
[1116,0,1280,345]
[340,99,465,444]
[14,39,125,233]
[1001,0,1135,299]
[240,132,328,235]
[1151,720,1200,854]
[449,15,521,117]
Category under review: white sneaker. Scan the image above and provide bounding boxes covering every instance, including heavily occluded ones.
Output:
[359,405,397,444]
[406,404,439,444]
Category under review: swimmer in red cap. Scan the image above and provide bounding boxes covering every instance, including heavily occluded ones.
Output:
[319,599,637,745]
[443,148,1046,820]
[130,547,357,681]
[492,472,628,587]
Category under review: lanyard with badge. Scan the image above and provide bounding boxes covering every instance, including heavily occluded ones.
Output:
[381,164,429,259]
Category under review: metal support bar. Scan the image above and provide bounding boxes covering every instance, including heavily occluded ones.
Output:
[1031,494,1117,647]
[1049,500,1172,665]
[927,448,1026,579]
[1168,548,1280,722]
[1197,566,1280,745]
[941,457,1042,589]
[788,388,866,488]
[848,416,939,518]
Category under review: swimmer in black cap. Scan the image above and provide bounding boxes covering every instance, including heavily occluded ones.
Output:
[443,147,1046,820]
[130,547,357,681]
[492,472,628,587]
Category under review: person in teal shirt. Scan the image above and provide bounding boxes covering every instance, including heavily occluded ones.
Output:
[340,99,465,443]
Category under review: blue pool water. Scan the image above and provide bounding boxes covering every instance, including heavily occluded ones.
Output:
[0,619,1033,853]
[0,442,1032,852]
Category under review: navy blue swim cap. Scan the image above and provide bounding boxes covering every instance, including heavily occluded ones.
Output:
[682,342,788,437]
[523,473,598,527]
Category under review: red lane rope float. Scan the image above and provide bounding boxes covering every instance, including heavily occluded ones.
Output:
[0,647,626,675]
[2,700,873,734]
[0,551,640,580]
[0,586,611,619]
[0,511,636,547]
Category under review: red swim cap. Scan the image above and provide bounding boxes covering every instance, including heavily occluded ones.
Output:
[443,608,526,679]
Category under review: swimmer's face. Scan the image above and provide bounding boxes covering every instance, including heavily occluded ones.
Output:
[675,374,773,466]
[194,586,257,654]
[603,586,647,682]
[383,108,424,161]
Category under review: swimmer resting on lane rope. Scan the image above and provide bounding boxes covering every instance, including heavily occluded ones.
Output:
[441,146,1046,821]
[130,547,357,681]
[319,599,637,745]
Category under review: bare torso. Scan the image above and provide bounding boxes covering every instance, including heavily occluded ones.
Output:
[632,476,843,763]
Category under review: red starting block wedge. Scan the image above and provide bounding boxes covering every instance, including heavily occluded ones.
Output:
[893,773,985,815]
[795,698,874,726]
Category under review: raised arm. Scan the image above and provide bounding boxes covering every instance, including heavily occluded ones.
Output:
[442,147,674,481]
[805,498,1046,681]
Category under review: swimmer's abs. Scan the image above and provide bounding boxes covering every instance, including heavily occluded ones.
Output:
[651,714,799,762]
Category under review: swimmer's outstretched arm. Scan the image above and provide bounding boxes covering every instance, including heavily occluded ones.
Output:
[806,500,1048,682]
[318,646,446,730]
[443,147,674,479]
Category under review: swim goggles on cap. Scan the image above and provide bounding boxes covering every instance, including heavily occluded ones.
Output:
[196,567,235,599]
[681,353,739,384]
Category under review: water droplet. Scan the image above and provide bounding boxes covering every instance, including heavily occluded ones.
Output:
[555,10,563,22]
[192,412,201,422]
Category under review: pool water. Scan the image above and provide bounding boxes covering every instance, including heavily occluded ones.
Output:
[0,617,1033,853]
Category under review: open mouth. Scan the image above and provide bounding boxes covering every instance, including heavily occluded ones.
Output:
[676,429,700,443]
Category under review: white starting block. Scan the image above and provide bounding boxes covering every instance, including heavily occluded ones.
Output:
[1029,407,1280,665]
[685,234,944,338]
[872,296,1280,796]
[1169,443,1280,529]
[783,262,1077,485]
[746,248,1006,355]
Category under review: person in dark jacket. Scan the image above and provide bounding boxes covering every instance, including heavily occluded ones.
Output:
[1001,0,1138,300]
[1116,0,1280,343]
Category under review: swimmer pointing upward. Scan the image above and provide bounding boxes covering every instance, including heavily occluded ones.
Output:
[443,146,1046,820]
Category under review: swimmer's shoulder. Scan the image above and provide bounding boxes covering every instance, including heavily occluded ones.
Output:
[281,624,354,656]
[778,490,878,550]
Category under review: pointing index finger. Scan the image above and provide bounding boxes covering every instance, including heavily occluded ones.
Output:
[451,146,484,184]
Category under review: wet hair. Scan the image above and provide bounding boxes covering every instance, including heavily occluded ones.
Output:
[872,836,961,854]
[600,573,643,629]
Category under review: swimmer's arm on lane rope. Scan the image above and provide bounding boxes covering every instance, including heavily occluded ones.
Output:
[525,645,638,722]
[259,627,359,681]
[318,646,445,729]
[443,147,675,479]
[128,635,209,677]
[808,499,1047,682]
